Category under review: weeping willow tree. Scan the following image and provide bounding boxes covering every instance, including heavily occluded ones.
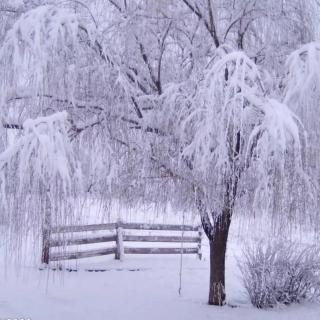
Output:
[0,3,142,256]
[157,47,310,305]
[0,0,319,308]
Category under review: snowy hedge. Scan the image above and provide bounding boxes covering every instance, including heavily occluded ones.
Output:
[239,241,320,308]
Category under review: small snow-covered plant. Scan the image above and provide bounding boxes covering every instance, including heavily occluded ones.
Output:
[239,241,320,308]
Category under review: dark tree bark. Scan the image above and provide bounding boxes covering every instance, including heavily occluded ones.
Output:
[196,180,236,306]
[41,189,52,264]
[208,205,232,305]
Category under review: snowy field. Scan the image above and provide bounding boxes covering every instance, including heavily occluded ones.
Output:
[1,210,320,320]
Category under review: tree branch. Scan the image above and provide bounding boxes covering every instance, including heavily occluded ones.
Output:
[181,0,219,47]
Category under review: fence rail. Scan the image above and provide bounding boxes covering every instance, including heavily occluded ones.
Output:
[124,247,199,255]
[50,248,116,261]
[120,222,199,231]
[50,223,116,233]
[42,221,202,263]
[50,235,117,247]
[122,235,199,243]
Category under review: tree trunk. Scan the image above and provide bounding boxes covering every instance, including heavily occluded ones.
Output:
[41,189,51,264]
[195,181,235,306]
[208,208,231,305]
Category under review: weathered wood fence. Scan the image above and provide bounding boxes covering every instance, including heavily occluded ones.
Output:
[42,221,202,263]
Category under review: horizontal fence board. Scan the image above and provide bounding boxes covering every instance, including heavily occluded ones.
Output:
[123,235,200,243]
[124,247,199,255]
[51,223,116,233]
[120,222,199,232]
[50,235,116,247]
[50,247,115,261]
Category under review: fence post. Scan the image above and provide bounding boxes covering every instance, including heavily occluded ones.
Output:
[41,228,50,264]
[197,225,202,260]
[41,189,51,264]
[115,220,124,260]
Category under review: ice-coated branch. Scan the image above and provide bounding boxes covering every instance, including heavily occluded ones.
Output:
[284,42,320,105]
[0,111,79,193]
[0,111,82,252]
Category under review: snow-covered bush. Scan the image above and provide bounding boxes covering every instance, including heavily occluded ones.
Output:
[239,241,320,308]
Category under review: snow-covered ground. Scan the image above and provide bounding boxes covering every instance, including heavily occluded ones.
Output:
[1,210,320,320]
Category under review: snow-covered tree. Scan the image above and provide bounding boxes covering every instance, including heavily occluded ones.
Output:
[0,0,319,307]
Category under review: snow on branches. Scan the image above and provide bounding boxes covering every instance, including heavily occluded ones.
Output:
[0,111,81,244]
[0,5,79,74]
[283,42,320,157]
[176,49,307,218]
[284,42,320,106]
[1,111,79,192]
[179,50,303,174]
[281,42,320,219]
[0,4,93,110]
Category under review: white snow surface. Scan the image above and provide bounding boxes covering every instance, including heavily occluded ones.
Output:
[0,210,320,320]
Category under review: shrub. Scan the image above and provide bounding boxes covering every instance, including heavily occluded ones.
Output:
[239,241,320,308]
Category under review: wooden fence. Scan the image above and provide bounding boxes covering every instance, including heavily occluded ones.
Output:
[42,221,202,263]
